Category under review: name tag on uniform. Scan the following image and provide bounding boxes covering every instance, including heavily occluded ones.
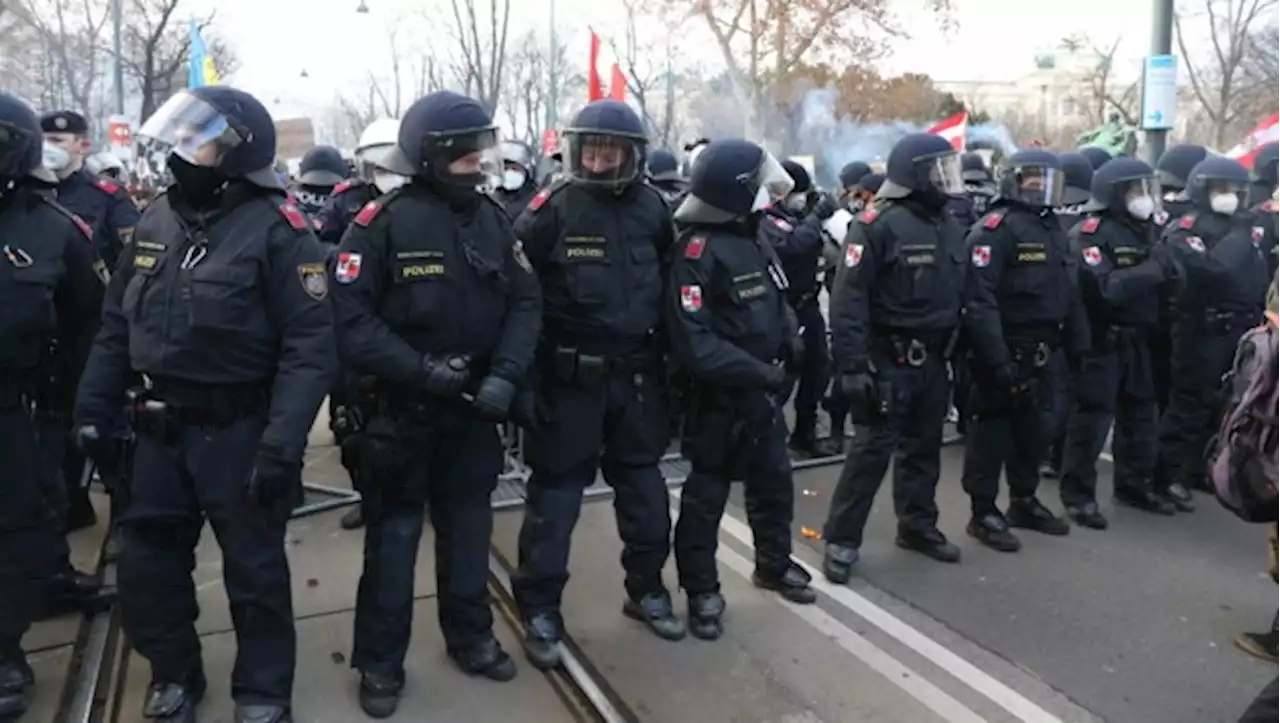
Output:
[1113,246,1140,267]
[394,250,445,280]
[730,271,768,302]
[898,244,936,266]
[134,254,158,269]
[562,236,608,261]
[1015,243,1047,263]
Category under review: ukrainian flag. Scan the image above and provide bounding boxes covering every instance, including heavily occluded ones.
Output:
[187,22,221,88]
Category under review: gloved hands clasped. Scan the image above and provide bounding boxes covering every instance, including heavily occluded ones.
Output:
[74,424,119,473]
[247,442,301,507]
[419,354,471,396]
[471,375,516,420]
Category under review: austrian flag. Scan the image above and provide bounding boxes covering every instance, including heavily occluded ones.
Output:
[971,245,991,268]
[680,284,703,312]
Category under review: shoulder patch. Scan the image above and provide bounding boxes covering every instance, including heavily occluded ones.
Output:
[276,202,309,230]
[70,214,93,239]
[297,262,328,300]
[1264,200,1279,213]
[1252,226,1265,245]
[982,211,1005,230]
[844,243,864,267]
[1153,210,1169,227]
[334,252,363,283]
[771,216,794,232]
[332,179,355,196]
[527,187,552,213]
[353,201,383,227]
[94,177,121,195]
[1080,217,1101,234]
[1081,246,1103,266]
[971,244,992,267]
[1178,214,1196,230]
[858,208,879,224]
[684,234,707,260]
[1184,236,1206,253]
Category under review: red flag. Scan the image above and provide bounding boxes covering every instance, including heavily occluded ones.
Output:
[926,111,968,151]
[609,63,627,101]
[1226,112,1279,169]
[587,30,604,101]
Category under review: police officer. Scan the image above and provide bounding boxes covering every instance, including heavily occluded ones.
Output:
[316,118,404,247]
[494,140,539,217]
[1247,142,1278,277]
[41,110,141,532]
[1155,156,1270,499]
[820,133,966,582]
[0,91,105,721]
[838,161,873,209]
[961,148,1090,553]
[763,160,840,457]
[331,90,541,716]
[681,136,711,177]
[292,145,349,220]
[86,150,126,180]
[667,138,817,639]
[73,86,336,723]
[1060,158,1183,527]
[646,148,689,208]
[961,152,995,217]
[1039,151,1095,479]
[510,99,684,668]
[1079,146,1113,170]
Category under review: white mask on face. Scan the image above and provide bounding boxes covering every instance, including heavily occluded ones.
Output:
[1209,192,1239,215]
[501,168,526,191]
[42,142,70,172]
[1126,195,1155,220]
[373,171,406,194]
[784,192,807,213]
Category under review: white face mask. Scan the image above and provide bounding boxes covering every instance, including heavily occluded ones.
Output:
[43,142,70,172]
[373,171,406,194]
[1126,195,1155,220]
[1209,192,1239,215]
[784,193,807,213]
[501,169,526,191]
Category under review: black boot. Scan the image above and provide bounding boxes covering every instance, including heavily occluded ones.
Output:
[0,651,34,720]
[1065,501,1108,530]
[622,591,687,641]
[450,637,517,682]
[967,512,1021,552]
[1006,496,1070,536]
[520,612,563,670]
[687,592,726,641]
[822,543,858,584]
[142,668,206,722]
[39,570,116,620]
[66,488,97,531]
[896,527,961,563]
[752,562,817,604]
[1114,485,1176,516]
[1157,482,1196,512]
[235,703,292,723]
[357,671,402,719]
[340,506,364,530]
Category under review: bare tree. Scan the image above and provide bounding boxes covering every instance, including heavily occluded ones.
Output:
[675,0,951,141]
[445,0,511,112]
[1060,34,1140,126]
[1175,0,1279,148]
[499,30,550,147]
[8,0,111,113]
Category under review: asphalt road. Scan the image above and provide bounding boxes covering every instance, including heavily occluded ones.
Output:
[770,442,1276,723]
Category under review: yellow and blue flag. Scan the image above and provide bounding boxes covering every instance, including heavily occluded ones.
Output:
[187,22,221,88]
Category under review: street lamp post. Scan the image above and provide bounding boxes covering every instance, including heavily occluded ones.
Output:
[546,0,558,132]
[111,0,124,115]
[1146,0,1175,165]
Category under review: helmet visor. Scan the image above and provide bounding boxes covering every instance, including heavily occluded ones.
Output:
[1119,176,1161,204]
[1004,164,1067,207]
[564,132,643,186]
[138,91,243,167]
[424,127,501,187]
[923,152,964,195]
[752,150,795,211]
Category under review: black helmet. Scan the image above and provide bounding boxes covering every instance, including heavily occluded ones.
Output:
[387,90,498,187]
[1251,141,1279,187]
[1186,156,1250,214]
[562,100,647,188]
[647,148,680,182]
[1155,144,1208,191]
[137,85,280,188]
[1079,146,1112,170]
[1057,152,1095,206]
[0,92,44,181]
[960,152,991,183]
[997,148,1065,208]
[298,145,348,187]
[674,138,793,225]
[878,133,963,204]
[781,159,812,194]
[838,160,872,190]
[1088,158,1158,218]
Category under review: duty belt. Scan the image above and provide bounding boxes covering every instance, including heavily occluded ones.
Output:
[1010,340,1052,368]
[872,330,950,368]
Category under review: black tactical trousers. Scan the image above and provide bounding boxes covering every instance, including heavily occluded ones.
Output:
[1061,330,1158,506]
[514,370,671,615]
[0,405,56,651]
[33,411,74,569]
[117,414,295,707]
[351,412,501,678]
[961,356,1055,516]
[1156,320,1248,490]
[1042,350,1073,470]
[823,352,949,549]
[790,301,830,431]
[676,399,795,594]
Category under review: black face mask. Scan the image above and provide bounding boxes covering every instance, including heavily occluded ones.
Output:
[169,155,227,204]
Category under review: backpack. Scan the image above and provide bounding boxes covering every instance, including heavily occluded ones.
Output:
[1206,322,1279,522]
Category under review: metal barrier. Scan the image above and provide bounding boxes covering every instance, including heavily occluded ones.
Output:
[291,482,361,519]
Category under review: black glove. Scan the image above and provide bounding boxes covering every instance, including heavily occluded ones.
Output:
[994,363,1036,405]
[809,192,839,220]
[247,443,300,507]
[840,372,876,409]
[420,354,471,397]
[472,375,517,420]
[74,424,117,472]
[1150,244,1182,281]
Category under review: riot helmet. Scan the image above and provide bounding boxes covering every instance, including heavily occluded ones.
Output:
[647,148,680,182]
[876,133,963,209]
[355,118,400,177]
[138,87,278,190]
[85,150,125,179]
[561,100,647,188]
[780,159,812,213]
[0,92,45,184]
[1088,158,1160,220]
[385,90,500,191]
[996,148,1066,208]
[1155,144,1208,192]
[1057,152,1094,206]
[1186,156,1251,216]
[960,152,992,184]
[674,138,793,225]
[839,160,873,191]
[298,145,348,187]
[498,139,536,192]
[1079,146,1112,170]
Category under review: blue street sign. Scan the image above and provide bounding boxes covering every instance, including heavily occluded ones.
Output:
[1140,54,1178,131]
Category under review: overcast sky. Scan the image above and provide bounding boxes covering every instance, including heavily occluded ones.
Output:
[190,0,1169,117]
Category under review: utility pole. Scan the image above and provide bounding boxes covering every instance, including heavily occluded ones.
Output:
[1145,0,1175,164]
[111,0,125,115]
[546,0,558,132]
